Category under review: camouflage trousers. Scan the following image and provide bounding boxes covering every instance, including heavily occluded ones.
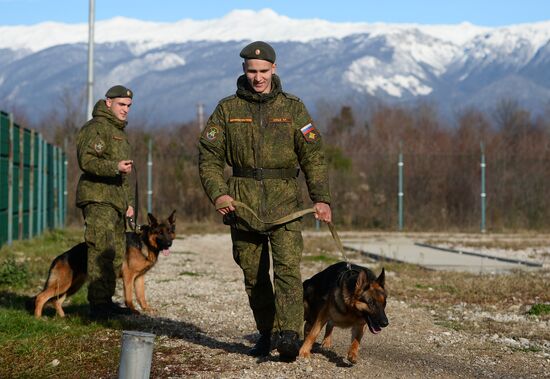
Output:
[83,203,126,305]
[231,225,304,336]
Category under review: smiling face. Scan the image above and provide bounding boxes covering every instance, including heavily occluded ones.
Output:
[242,59,276,94]
[106,97,132,121]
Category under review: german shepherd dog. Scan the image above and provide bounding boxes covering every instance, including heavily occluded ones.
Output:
[33,211,176,318]
[299,262,388,364]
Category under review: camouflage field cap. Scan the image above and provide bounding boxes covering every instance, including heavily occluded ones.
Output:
[239,41,276,63]
[105,85,133,99]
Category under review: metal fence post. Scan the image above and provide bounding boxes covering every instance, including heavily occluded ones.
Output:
[53,146,59,228]
[37,134,43,235]
[57,148,63,228]
[29,130,35,238]
[7,114,14,245]
[398,143,404,231]
[147,137,153,213]
[43,140,48,230]
[18,124,24,239]
[480,142,486,233]
[64,152,68,227]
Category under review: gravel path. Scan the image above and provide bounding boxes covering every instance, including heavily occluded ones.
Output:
[126,233,550,378]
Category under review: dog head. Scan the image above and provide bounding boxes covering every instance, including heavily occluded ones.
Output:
[344,268,388,334]
[146,210,176,255]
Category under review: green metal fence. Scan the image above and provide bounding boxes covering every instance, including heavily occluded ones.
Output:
[0,111,67,247]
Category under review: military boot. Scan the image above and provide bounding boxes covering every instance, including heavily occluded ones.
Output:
[276,330,300,360]
[248,331,271,357]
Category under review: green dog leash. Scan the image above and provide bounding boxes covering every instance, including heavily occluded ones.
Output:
[216,200,348,264]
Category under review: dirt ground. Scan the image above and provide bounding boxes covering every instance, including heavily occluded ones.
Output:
[119,233,550,378]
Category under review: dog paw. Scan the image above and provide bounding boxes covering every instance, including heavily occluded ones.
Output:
[298,350,311,359]
[346,353,358,365]
[142,307,157,315]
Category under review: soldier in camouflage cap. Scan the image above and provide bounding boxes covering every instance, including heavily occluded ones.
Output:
[76,85,135,319]
[199,41,332,359]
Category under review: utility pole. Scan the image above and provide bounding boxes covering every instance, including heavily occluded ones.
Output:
[197,103,204,130]
[480,142,486,233]
[86,0,95,119]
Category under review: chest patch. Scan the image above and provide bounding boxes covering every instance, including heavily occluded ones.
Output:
[300,123,319,143]
[113,136,123,141]
[229,118,252,123]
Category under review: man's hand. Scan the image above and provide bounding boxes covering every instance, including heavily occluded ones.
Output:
[118,160,133,174]
[126,206,134,218]
[215,195,235,215]
[314,202,332,223]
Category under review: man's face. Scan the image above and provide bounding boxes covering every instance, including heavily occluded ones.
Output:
[106,97,132,121]
[243,59,276,94]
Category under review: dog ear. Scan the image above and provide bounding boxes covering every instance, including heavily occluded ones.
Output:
[148,213,159,226]
[354,270,367,297]
[376,268,385,288]
[168,210,176,225]
[342,279,353,305]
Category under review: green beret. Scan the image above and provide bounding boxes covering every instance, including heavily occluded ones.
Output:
[105,85,133,99]
[239,41,276,63]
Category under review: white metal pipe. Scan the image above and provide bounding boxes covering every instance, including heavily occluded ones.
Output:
[118,330,155,379]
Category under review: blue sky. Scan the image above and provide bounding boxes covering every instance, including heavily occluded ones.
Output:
[1,0,548,26]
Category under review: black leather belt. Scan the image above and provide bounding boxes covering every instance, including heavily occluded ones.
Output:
[82,173,123,185]
[233,167,300,181]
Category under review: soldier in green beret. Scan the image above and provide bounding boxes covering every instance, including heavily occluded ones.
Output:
[76,85,135,319]
[199,41,332,359]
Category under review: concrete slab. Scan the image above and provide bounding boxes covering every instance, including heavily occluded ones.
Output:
[343,236,542,273]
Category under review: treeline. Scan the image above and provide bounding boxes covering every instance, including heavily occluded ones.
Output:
[30,98,550,232]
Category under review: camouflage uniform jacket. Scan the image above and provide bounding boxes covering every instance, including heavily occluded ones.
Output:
[76,100,134,213]
[199,74,331,232]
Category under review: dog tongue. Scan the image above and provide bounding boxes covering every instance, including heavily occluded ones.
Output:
[369,324,382,335]
[162,249,170,256]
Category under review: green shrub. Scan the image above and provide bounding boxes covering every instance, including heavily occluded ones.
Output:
[0,257,29,287]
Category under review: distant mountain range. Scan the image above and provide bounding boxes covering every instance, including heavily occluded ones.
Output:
[0,9,549,125]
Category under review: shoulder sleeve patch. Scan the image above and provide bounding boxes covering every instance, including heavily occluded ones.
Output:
[300,123,319,143]
[93,138,106,154]
[202,125,221,142]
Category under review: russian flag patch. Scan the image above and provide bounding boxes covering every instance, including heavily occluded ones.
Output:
[300,123,318,142]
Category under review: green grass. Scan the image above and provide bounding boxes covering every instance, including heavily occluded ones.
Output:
[527,303,550,316]
[0,298,121,378]
[434,320,464,331]
[0,228,124,378]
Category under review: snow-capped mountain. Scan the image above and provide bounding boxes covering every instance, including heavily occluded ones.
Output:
[0,9,548,125]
